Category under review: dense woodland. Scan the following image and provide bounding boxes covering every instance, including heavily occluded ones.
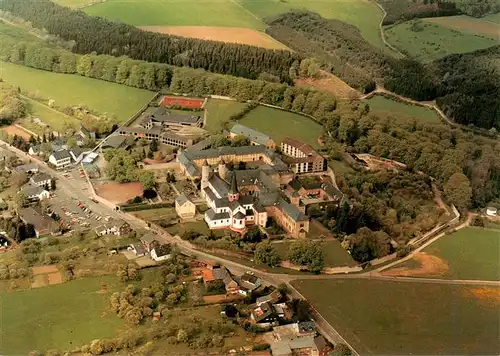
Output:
[267,11,500,130]
[0,0,299,81]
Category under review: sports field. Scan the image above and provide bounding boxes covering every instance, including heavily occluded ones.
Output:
[273,240,356,268]
[365,95,441,123]
[204,99,247,133]
[385,19,497,62]
[83,0,390,52]
[0,62,155,122]
[291,279,500,355]
[0,275,124,354]
[140,26,288,50]
[238,106,324,148]
[425,15,500,38]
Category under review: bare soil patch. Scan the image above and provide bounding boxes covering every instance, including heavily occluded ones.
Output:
[32,265,59,275]
[295,71,360,99]
[139,26,289,50]
[94,182,143,205]
[31,274,48,288]
[203,294,242,304]
[466,287,500,307]
[382,252,449,277]
[425,16,500,38]
[1,125,32,140]
[47,272,63,285]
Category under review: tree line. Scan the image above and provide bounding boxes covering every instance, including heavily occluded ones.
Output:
[378,0,460,25]
[266,11,500,130]
[0,0,300,81]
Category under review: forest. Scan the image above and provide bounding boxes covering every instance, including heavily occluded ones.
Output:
[267,11,500,130]
[0,0,300,81]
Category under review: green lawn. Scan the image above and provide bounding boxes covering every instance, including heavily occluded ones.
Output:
[0,275,125,354]
[291,279,500,355]
[204,99,247,133]
[423,227,500,281]
[365,95,441,123]
[238,106,323,148]
[385,19,497,62]
[273,240,356,267]
[0,62,154,122]
[132,207,177,221]
[484,13,500,24]
[24,98,80,132]
[84,0,265,29]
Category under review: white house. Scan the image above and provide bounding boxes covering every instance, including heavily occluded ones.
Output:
[49,149,72,170]
[21,185,50,201]
[150,244,172,262]
[30,172,53,189]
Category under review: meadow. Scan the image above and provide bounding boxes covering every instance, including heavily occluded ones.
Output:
[204,99,247,133]
[238,106,324,148]
[291,279,500,355]
[82,0,391,52]
[425,15,500,38]
[385,19,497,62]
[422,227,500,281]
[0,275,125,354]
[273,240,356,267]
[0,62,155,122]
[365,95,441,123]
[23,98,80,133]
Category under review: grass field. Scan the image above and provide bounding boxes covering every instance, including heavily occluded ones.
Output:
[238,106,323,148]
[0,275,125,354]
[484,12,500,24]
[273,240,356,267]
[292,279,500,355]
[0,62,154,122]
[425,15,500,38]
[132,207,177,221]
[385,19,497,62]
[25,98,80,132]
[365,95,441,123]
[422,227,500,281]
[204,99,247,133]
[82,0,392,53]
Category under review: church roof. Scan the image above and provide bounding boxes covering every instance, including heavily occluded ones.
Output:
[233,211,245,219]
[228,170,238,195]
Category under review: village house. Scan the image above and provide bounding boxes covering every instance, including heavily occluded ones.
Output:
[69,148,87,164]
[238,272,262,295]
[281,138,326,174]
[10,163,38,174]
[140,233,160,252]
[270,336,328,356]
[256,290,282,306]
[49,149,72,170]
[230,124,276,150]
[18,207,59,237]
[175,194,196,219]
[128,243,146,257]
[140,106,202,131]
[29,172,53,189]
[21,185,50,201]
[201,265,239,294]
[250,302,278,327]
[94,219,131,237]
[150,242,172,262]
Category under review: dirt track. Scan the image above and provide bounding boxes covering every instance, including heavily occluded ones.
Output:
[139,26,288,50]
[94,182,143,205]
[381,252,449,277]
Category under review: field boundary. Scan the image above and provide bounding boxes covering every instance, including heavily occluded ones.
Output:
[372,0,406,58]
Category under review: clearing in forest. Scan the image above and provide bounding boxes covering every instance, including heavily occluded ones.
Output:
[425,15,500,38]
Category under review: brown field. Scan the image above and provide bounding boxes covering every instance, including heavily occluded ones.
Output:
[31,265,63,288]
[1,125,32,140]
[32,265,59,275]
[94,182,143,204]
[382,252,449,277]
[425,16,500,38]
[47,272,63,285]
[295,71,360,99]
[139,26,289,50]
[466,287,500,307]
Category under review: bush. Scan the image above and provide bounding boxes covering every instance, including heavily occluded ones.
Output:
[252,343,270,351]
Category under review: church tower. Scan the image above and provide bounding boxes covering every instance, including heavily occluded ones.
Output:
[201,159,211,193]
[218,158,227,181]
[228,171,239,202]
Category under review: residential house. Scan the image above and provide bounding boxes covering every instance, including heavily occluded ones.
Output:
[230,124,276,150]
[21,184,50,201]
[202,265,239,294]
[101,135,127,150]
[128,243,146,257]
[250,302,278,327]
[11,163,38,174]
[175,194,196,219]
[49,150,72,170]
[270,336,327,356]
[30,172,52,189]
[79,124,97,140]
[281,137,326,174]
[18,207,59,237]
[298,321,317,337]
[95,219,131,237]
[273,302,292,320]
[256,290,282,306]
[141,233,160,252]
[112,219,131,236]
[150,242,172,262]
[238,272,262,295]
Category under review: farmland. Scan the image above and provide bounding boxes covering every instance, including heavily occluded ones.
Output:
[365,95,441,123]
[0,275,124,354]
[291,279,500,355]
[204,99,247,133]
[385,19,497,62]
[425,15,500,38]
[238,106,324,148]
[82,0,388,51]
[0,62,154,122]
[273,240,357,268]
